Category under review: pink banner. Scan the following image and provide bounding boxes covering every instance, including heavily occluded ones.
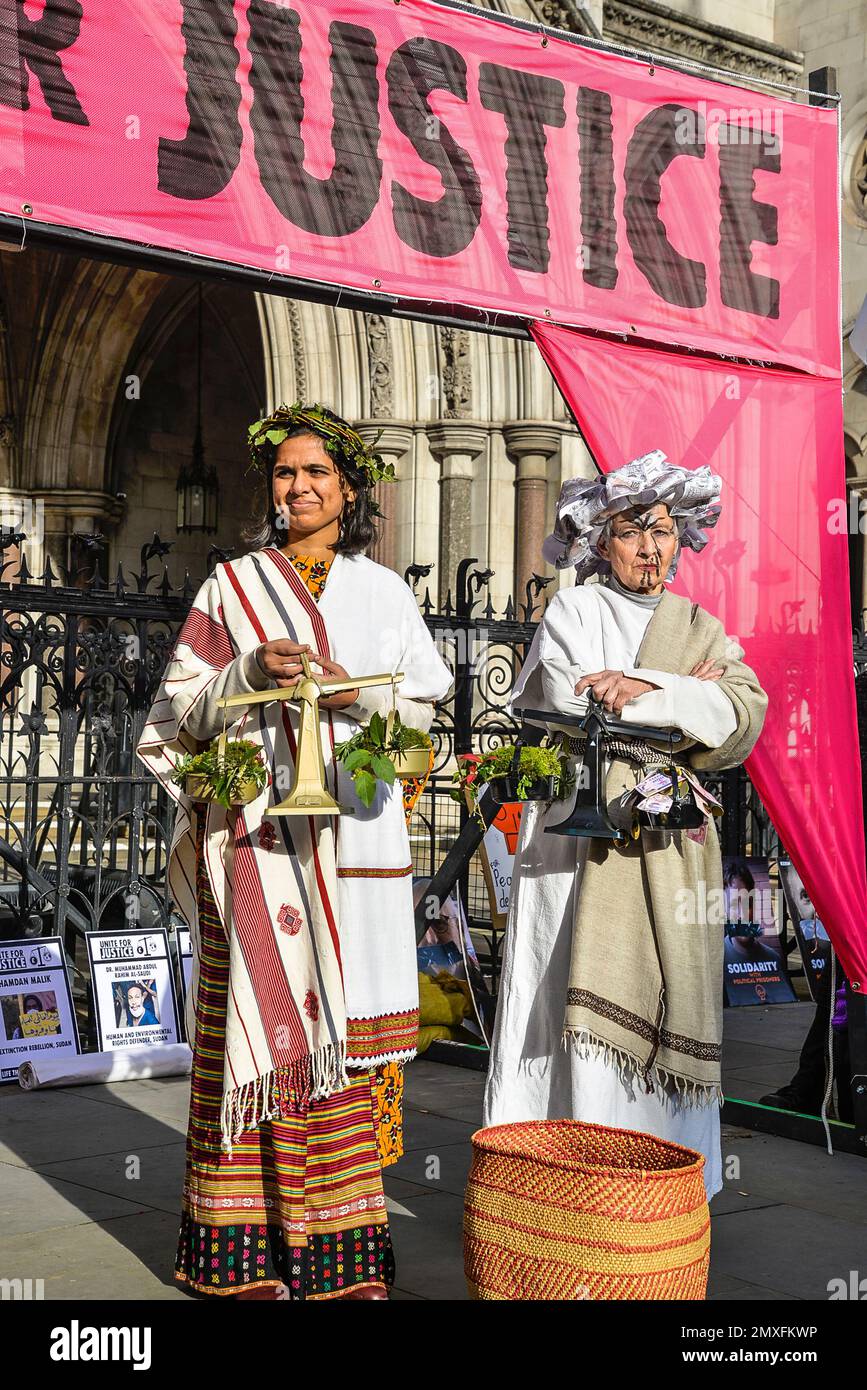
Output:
[531,320,867,994]
[0,0,840,374]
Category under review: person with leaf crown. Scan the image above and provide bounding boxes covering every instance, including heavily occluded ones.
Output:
[137,403,452,1300]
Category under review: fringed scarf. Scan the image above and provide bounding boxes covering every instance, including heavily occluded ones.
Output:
[137,549,349,1152]
[563,590,769,1102]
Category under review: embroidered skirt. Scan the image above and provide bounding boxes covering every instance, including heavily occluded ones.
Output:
[175,816,401,1298]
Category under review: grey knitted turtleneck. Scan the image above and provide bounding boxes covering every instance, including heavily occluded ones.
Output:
[602,571,665,609]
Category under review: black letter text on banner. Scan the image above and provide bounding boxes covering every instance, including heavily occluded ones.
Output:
[577,87,618,290]
[0,0,88,126]
[157,0,242,201]
[478,63,565,275]
[387,37,482,259]
[719,128,780,321]
[248,4,381,237]
[624,103,707,308]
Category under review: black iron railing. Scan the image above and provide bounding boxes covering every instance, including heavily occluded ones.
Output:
[0,529,813,1001]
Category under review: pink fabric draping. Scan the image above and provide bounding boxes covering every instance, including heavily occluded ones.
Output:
[531,319,867,993]
[0,0,839,374]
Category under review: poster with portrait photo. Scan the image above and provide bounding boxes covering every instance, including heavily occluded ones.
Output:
[0,936,80,1083]
[722,855,796,1006]
[86,927,180,1051]
[779,859,832,1000]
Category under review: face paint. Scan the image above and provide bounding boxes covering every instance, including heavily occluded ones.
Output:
[602,505,679,593]
[633,510,669,570]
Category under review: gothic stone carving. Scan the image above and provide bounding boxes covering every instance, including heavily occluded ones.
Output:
[603,0,803,89]
[440,326,472,419]
[365,313,393,417]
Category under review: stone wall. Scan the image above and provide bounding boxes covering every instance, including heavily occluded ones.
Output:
[111,281,265,584]
[0,0,864,619]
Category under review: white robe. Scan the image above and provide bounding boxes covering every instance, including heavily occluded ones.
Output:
[483,580,741,1199]
[138,548,454,1121]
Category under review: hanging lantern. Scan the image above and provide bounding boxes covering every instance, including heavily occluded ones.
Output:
[176,442,218,534]
[176,284,219,535]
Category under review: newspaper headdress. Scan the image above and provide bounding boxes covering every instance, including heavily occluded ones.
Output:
[542,449,722,583]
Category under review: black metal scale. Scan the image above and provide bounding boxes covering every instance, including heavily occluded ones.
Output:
[514,699,705,843]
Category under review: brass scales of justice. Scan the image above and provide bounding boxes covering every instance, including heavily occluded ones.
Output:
[214,652,407,817]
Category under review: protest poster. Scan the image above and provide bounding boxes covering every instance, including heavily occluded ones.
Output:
[779,860,833,1000]
[0,936,80,1083]
[477,801,523,929]
[86,928,181,1051]
[722,856,796,1006]
[174,925,193,1011]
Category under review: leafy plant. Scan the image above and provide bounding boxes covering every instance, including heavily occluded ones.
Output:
[334,710,432,808]
[450,741,573,816]
[171,738,269,809]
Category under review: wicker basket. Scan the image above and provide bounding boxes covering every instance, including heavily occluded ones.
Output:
[464,1120,710,1301]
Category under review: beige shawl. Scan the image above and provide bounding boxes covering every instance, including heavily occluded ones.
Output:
[564,589,768,1101]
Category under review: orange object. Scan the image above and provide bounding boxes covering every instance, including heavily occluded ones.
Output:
[464,1120,710,1301]
[402,744,435,827]
[492,802,523,855]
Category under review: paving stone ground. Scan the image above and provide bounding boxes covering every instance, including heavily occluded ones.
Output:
[1,1003,865,1301]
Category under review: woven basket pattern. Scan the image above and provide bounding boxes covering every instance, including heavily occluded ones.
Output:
[464,1120,710,1301]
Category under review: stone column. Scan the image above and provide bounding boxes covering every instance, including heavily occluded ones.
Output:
[355,421,413,573]
[408,433,439,595]
[503,422,563,610]
[427,422,487,609]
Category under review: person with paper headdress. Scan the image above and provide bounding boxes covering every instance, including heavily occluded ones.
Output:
[483,449,768,1198]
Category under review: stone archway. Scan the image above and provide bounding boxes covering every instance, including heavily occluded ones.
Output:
[0,249,176,575]
[0,240,594,608]
[110,278,266,582]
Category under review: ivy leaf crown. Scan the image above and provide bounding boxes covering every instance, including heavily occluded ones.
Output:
[246,401,397,517]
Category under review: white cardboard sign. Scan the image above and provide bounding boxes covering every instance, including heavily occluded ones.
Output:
[0,936,80,1083]
[86,928,181,1052]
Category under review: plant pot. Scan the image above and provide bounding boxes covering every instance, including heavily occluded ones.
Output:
[390,746,433,780]
[487,774,557,806]
[183,773,262,807]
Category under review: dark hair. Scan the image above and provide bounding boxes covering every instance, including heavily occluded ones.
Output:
[242,417,380,556]
[723,859,755,892]
[22,995,42,1012]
